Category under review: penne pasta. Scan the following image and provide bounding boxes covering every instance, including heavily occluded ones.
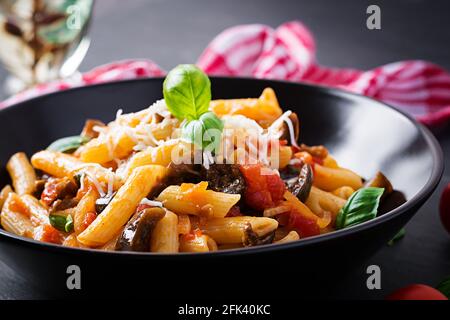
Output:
[0,193,33,237]
[201,216,278,244]
[278,145,293,169]
[77,165,168,247]
[31,150,121,188]
[62,234,83,248]
[19,194,49,226]
[32,150,84,178]
[305,186,347,218]
[150,210,179,253]
[177,214,191,235]
[210,88,282,127]
[156,182,240,218]
[73,188,98,235]
[6,152,37,195]
[118,140,179,181]
[179,233,217,253]
[313,164,363,192]
[332,186,355,200]
[78,138,112,164]
[0,185,13,212]
[275,230,300,244]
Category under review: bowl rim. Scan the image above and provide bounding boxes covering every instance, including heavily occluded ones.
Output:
[0,76,444,258]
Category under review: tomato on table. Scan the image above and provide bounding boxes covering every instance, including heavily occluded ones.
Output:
[387,284,448,300]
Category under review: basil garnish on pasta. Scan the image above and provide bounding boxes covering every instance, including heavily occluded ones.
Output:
[336,187,384,229]
[163,64,223,148]
[47,135,90,153]
[49,212,74,233]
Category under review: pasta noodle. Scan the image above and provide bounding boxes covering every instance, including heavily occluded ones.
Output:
[6,152,36,195]
[150,210,179,253]
[201,216,278,244]
[0,193,33,237]
[77,165,168,247]
[156,182,240,218]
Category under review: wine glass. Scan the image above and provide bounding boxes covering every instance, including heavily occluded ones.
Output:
[0,0,94,95]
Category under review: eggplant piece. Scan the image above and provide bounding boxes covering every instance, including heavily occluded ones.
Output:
[147,163,202,198]
[243,223,275,247]
[41,177,78,206]
[278,112,300,144]
[201,164,246,195]
[115,207,165,252]
[282,164,313,202]
[51,198,79,212]
[95,192,116,214]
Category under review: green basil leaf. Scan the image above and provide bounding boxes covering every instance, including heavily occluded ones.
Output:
[336,187,384,229]
[163,64,211,121]
[181,112,223,149]
[387,228,406,246]
[64,214,74,233]
[47,135,90,153]
[437,276,450,298]
[49,212,68,232]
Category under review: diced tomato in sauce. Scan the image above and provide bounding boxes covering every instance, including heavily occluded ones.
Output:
[287,210,320,238]
[39,225,63,244]
[82,212,97,231]
[182,229,203,241]
[239,164,286,211]
[41,180,59,207]
[276,210,320,238]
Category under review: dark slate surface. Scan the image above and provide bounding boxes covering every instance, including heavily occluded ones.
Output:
[0,0,449,299]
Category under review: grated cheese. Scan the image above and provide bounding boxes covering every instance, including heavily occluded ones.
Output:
[140,198,163,207]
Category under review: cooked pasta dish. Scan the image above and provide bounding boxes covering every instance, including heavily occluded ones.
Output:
[0,64,396,253]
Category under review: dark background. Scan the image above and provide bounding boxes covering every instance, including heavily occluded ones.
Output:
[0,0,449,299]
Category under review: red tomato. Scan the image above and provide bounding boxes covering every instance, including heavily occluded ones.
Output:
[82,212,97,231]
[41,179,59,206]
[40,225,63,244]
[387,284,447,300]
[265,174,286,203]
[239,164,286,211]
[288,210,320,238]
[440,183,450,234]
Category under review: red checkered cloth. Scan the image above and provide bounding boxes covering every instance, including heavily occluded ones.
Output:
[1,21,450,127]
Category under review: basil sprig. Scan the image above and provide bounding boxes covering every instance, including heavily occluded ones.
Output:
[47,135,90,153]
[49,212,74,232]
[336,187,384,229]
[163,64,223,149]
[387,228,406,246]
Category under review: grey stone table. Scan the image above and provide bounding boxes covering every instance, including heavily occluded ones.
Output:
[0,0,449,299]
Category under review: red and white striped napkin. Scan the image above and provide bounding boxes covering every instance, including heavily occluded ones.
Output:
[1,21,449,127]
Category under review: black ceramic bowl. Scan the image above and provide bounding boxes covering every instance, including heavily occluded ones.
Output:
[0,78,443,299]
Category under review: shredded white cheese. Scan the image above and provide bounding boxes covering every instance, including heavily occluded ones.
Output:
[140,198,163,207]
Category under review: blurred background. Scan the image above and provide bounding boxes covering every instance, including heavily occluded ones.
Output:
[0,0,449,299]
[1,0,450,98]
